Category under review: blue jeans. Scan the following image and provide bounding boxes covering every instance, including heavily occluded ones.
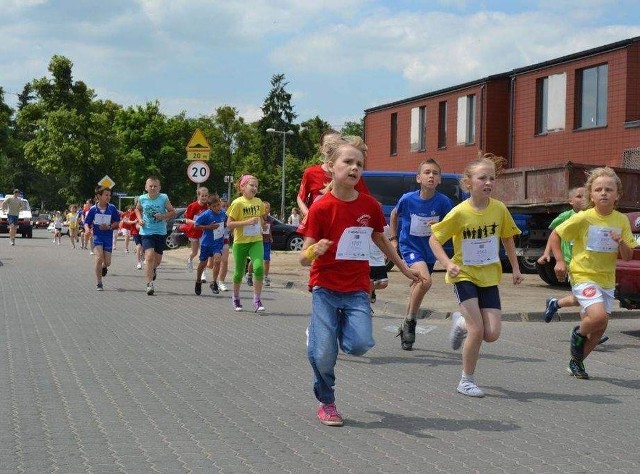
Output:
[307,287,374,404]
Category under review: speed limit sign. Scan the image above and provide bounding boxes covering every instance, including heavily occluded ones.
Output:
[187,161,210,183]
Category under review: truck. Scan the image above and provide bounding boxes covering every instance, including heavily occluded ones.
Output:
[0,195,33,238]
[492,162,640,282]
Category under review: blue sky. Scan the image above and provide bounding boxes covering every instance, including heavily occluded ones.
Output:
[2,0,640,129]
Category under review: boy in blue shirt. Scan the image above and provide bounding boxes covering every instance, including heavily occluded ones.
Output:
[194,194,227,295]
[84,186,121,291]
[389,159,453,350]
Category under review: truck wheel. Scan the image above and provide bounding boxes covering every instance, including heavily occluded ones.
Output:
[536,261,554,285]
[518,256,539,274]
[537,258,570,287]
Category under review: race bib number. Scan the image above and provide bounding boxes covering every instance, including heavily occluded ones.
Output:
[94,213,112,226]
[409,214,439,237]
[213,225,224,240]
[586,226,620,253]
[461,236,499,265]
[336,227,372,261]
[243,222,261,236]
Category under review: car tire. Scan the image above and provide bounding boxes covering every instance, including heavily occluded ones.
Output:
[165,233,180,250]
[286,234,304,251]
[518,255,539,274]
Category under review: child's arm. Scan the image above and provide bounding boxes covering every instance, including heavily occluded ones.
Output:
[501,237,524,285]
[548,230,567,281]
[389,208,399,248]
[429,235,459,278]
[372,232,420,283]
[612,231,635,261]
[300,237,332,267]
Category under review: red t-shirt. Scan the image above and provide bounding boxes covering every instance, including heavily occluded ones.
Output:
[184,201,209,239]
[123,210,138,235]
[301,192,385,293]
[297,165,369,209]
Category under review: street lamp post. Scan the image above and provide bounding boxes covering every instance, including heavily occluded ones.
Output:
[266,128,294,220]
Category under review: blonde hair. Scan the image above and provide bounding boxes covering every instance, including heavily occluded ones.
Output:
[460,152,506,192]
[584,166,622,209]
[321,135,368,194]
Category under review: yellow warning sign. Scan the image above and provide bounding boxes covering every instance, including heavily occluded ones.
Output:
[98,175,115,189]
[185,128,211,161]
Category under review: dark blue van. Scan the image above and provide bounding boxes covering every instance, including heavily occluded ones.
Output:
[361,170,467,224]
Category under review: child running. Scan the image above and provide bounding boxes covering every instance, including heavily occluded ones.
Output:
[548,167,637,379]
[390,158,453,350]
[193,194,226,295]
[66,204,79,248]
[226,175,266,312]
[83,186,121,290]
[429,154,523,397]
[184,186,210,272]
[299,135,422,426]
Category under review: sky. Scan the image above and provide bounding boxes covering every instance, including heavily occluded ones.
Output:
[2,0,640,130]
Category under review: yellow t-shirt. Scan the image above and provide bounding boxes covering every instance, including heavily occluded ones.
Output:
[555,208,637,288]
[227,196,264,244]
[67,212,78,229]
[431,198,521,287]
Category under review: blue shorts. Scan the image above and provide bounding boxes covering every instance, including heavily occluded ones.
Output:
[453,281,501,310]
[199,241,223,261]
[141,234,165,254]
[93,234,113,253]
[133,234,142,245]
[402,250,434,273]
[7,215,18,225]
[263,242,272,261]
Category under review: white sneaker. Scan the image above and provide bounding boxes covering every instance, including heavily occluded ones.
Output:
[264,276,271,287]
[186,258,193,272]
[457,380,485,398]
[201,275,207,283]
[218,281,228,292]
[136,262,142,270]
[146,283,154,296]
[449,311,467,351]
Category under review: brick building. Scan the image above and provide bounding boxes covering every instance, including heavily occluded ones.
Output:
[363,36,640,173]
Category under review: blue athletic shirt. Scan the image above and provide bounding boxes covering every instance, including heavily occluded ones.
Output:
[84,203,121,240]
[138,193,169,235]
[195,209,227,247]
[395,190,453,264]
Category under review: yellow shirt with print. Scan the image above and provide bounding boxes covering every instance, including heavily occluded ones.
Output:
[227,196,264,244]
[431,198,521,287]
[555,208,637,288]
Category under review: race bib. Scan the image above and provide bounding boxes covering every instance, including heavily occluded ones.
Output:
[243,222,261,236]
[213,225,224,240]
[461,236,499,265]
[586,226,620,253]
[94,213,112,226]
[409,214,439,237]
[336,227,372,261]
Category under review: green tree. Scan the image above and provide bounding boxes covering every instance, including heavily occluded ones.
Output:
[341,119,363,137]
[258,74,297,167]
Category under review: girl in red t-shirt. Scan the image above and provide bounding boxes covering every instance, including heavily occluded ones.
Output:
[184,187,210,272]
[299,135,421,427]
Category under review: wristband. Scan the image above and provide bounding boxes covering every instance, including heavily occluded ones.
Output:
[305,244,318,261]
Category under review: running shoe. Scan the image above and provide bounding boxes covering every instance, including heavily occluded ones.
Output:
[396,318,416,351]
[195,281,202,295]
[146,283,154,296]
[210,282,219,294]
[136,262,142,270]
[317,403,344,427]
[186,258,193,272]
[102,266,108,277]
[254,299,265,313]
[544,297,559,323]
[218,281,228,292]
[153,268,157,281]
[449,312,467,350]
[567,358,589,379]
[233,298,242,312]
[370,290,377,304]
[246,273,253,287]
[457,380,485,397]
[264,276,271,287]
[598,335,609,345]
[96,283,104,291]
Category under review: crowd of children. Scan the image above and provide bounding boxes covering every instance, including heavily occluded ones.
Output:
[45,131,634,429]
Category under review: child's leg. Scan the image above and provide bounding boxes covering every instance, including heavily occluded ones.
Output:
[307,287,341,404]
[248,241,264,295]
[196,259,207,282]
[219,246,229,282]
[578,302,608,359]
[94,245,105,282]
[188,239,199,263]
[405,261,432,318]
[103,250,112,269]
[231,243,251,293]
[339,291,375,356]
[459,302,501,377]
[210,254,221,282]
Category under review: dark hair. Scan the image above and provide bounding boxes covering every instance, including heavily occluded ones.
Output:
[95,186,111,196]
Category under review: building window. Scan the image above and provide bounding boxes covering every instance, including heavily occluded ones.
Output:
[438,101,447,148]
[390,112,398,155]
[456,94,476,145]
[410,106,426,152]
[536,73,566,134]
[577,64,608,129]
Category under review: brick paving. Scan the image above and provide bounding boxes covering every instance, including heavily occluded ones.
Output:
[1,231,640,473]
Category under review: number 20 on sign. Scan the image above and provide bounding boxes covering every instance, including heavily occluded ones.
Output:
[187,161,210,184]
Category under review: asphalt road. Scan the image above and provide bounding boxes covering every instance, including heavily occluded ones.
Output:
[1,230,640,473]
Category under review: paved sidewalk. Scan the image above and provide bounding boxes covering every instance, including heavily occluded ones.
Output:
[2,233,640,473]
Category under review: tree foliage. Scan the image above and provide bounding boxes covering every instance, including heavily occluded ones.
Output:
[1,56,360,216]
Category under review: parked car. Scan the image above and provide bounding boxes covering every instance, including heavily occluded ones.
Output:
[270,218,304,251]
[34,214,52,228]
[164,207,186,249]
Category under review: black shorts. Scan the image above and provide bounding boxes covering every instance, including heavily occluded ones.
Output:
[369,265,388,282]
[453,281,501,310]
